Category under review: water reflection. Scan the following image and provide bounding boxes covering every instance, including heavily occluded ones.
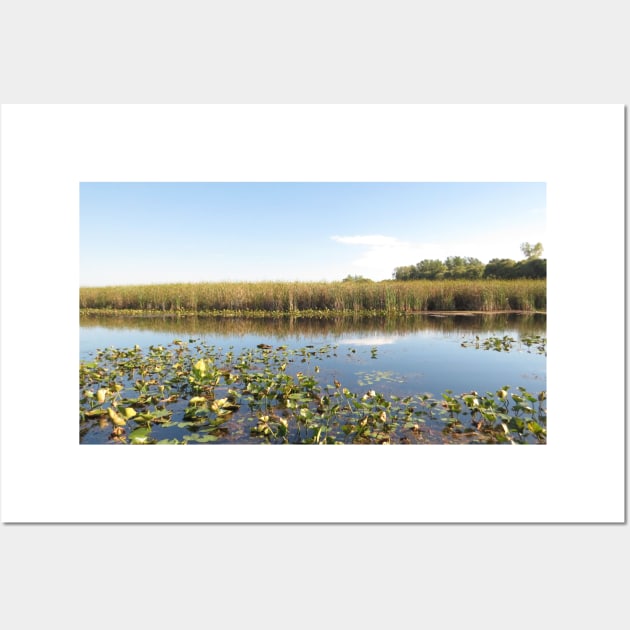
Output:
[340,335,400,346]
[80,312,546,340]
[80,313,547,444]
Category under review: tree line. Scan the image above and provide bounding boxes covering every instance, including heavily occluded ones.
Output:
[393,242,546,280]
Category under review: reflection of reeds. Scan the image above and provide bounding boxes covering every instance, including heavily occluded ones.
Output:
[80,312,547,339]
[80,280,546,313]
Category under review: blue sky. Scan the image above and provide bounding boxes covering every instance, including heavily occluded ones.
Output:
[80,182,545,286]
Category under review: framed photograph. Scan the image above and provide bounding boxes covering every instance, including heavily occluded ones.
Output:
[1,104,624,522]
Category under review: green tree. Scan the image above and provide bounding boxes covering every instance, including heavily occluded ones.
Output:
[514,258,546,278]
[415,259,446,279]
[462,257,485,279]
[444,256,484,279]
[520,242,544,259]
[444,256,465,278]
[483,258,517,279]
[393,265,417,280]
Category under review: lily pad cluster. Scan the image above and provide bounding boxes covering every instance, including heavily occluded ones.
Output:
[80,340,546,444]
[460,334,546,355]
[356,370,406,388]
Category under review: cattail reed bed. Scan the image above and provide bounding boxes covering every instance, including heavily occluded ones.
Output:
[80,280,546,315]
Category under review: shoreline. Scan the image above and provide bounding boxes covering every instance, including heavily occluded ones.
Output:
[80,308,546,318]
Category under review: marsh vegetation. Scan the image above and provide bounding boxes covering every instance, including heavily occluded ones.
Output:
[80,314,546,445]
[80,279,546,315]
[80,339,545,445]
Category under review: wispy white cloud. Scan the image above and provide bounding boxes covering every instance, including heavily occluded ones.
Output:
[331,228,547,280]
[331,234,443,280]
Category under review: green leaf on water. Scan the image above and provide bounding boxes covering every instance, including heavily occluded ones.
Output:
[188,434,219,443]
[153,409,172,418]
[193,359,207,374]
[84,409,108,417]
[129,427,150,443]
[527,421,545,436]
[107,407,126,426]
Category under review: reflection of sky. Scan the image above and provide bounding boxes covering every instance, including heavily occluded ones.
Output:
[81,323,546,401]
[338,336,399,346]
[362,333,546,398]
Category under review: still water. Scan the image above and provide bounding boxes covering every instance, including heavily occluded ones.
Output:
[80,313,546,444]
[81,313,545,396]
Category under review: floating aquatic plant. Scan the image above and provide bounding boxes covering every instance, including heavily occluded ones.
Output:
[356,370,405,387]
[80,339,546,445]
[460,334,546,355]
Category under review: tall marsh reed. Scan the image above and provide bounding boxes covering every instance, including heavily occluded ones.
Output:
[80,280,546,314]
